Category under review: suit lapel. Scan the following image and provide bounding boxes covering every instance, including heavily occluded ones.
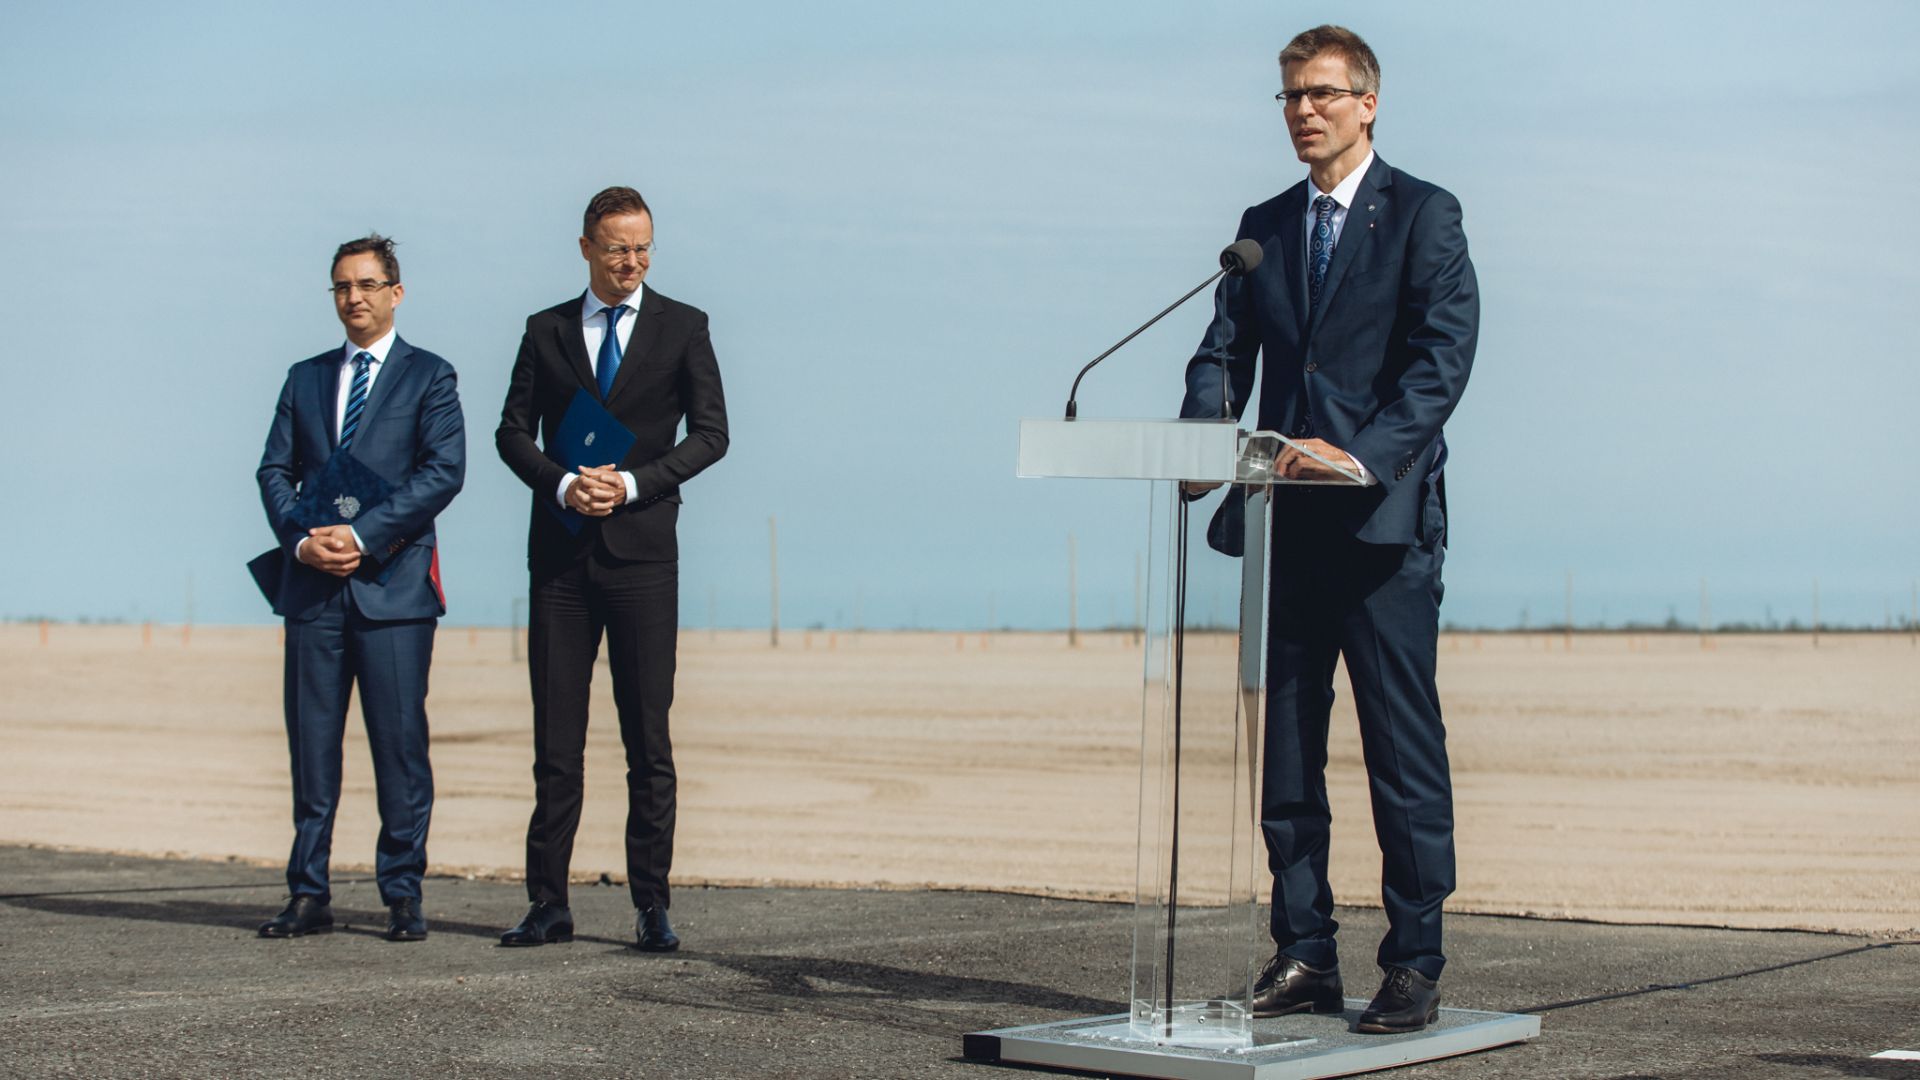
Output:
[319,352,343,448]
[557,295,598,397]
[1304,155,1392,343]
[605,287,665,408]
[1274,183,1309,334]
[354,338,413,443]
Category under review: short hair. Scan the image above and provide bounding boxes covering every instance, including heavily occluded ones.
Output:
[583,186,652,239]
[331,234,400,284]
[1278,25,1381,139]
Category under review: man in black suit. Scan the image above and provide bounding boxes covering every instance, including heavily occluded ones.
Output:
[255,234,466,942]
[495,186,728,950]
[1180,26,1478,1032]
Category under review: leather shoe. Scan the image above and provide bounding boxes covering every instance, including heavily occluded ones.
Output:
[258,896,333,939]
[385,898,428,942]
[499,901,574,947]
[1250,953,1344,1018]
[635,906,679,952]
[1357,966,1441,1034]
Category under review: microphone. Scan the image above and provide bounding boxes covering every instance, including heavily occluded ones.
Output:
[1220,238,1263,274]
[1064,241,1265,419]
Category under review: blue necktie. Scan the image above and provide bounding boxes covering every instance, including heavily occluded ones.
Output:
[597,304,629,399]
[1308,194,1337,309]
[339,352,372,449]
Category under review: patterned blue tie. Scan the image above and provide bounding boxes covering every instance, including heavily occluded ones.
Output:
[596,304,629,399]
[338,352,372,449]
[1308,194,1337,309]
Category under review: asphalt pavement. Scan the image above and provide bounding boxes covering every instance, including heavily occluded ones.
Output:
[1,846,1914,1079]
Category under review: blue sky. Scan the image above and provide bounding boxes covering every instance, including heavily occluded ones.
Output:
[2,1,1916,629]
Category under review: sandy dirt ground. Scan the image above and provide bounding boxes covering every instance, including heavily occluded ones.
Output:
[1,624,1914,934]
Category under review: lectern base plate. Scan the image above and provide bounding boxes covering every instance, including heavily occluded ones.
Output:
[963,1000,1539,1080]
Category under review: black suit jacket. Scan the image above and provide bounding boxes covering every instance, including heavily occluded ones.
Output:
[1182,154,1478,547]
[496,287,729,570]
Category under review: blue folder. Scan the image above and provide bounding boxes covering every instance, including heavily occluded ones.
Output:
[246,450,402,604]
[290,449,397,529]
[246,548,285,605]
[547,388,638,535]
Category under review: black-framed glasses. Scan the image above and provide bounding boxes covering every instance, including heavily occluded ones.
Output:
[328,279,395,297]
[1276,86,1367,108]
[596,242,654,260]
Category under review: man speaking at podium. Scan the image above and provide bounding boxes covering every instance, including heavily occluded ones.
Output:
[495,187,729,951]
[1180,26,1478,1033]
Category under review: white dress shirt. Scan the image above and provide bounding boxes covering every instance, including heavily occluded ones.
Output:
[1302,150,1376,485]
[295,329,397,561]
[557,285,646,508]
[1303,149,1374,253]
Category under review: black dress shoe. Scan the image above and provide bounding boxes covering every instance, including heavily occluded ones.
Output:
[1357,966,1441,1034]
[1250,953,1344,1018]
[500,901,574,947]
[635,906,679,952]
[258,896,333,939]
[385,898,428,942]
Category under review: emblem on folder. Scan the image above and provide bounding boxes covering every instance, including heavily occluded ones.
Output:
[333,495,362,520]
[584,432,597,447]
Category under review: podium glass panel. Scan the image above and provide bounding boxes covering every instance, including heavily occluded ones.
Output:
[1129,481,1271,1048]
[974,418,1539,1077]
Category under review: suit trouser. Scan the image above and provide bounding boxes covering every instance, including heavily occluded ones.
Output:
[282,589,437,904]
[1261,494,1454,980]
[524,548,679,909]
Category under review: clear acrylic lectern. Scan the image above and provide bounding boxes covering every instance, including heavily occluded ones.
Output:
[969,418,1540,1080]
[1014,418,1361,1049]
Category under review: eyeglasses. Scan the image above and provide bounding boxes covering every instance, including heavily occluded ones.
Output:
[328,279,395,297]
[596,242,654,260]
[1275,86,1367,108]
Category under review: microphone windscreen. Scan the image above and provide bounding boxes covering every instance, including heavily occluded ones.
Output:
[1221,239,1264,274]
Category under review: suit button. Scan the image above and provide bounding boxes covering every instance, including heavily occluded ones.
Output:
[1304,362,1318,373]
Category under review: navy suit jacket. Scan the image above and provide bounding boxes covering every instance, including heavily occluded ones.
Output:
[1182,154,1478,546]
[496,287,728,571]
[256,337,467,621]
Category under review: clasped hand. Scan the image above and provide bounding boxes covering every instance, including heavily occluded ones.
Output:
[566,465,628,517]
[298,524,361,578]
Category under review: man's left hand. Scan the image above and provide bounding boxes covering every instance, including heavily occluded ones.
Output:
[580,465,629,512]
[302,525,362,577]
[1276,438,1362,482]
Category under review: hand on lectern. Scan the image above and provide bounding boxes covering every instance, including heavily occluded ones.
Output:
[1276,438,1362,482]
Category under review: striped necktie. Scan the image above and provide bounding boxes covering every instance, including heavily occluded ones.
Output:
[339,352,372,449]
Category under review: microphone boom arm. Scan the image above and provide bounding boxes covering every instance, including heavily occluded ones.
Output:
[1064,267,1228,420]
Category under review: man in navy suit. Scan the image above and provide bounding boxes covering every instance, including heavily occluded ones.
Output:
[1181,26,1478,1033]
[255,234,466,941]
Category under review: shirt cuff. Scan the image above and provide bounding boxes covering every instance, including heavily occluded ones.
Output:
[556,473,578,508]
[1344,452,1377,486]
[620,471,638,505]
